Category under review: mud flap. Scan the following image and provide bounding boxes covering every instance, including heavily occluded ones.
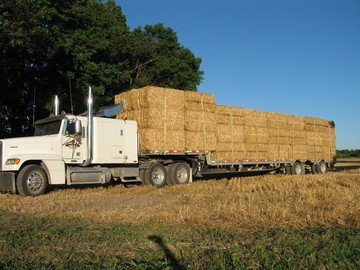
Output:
[0,172,16,193]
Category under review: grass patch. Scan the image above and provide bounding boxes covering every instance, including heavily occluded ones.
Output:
[0,210,359,269]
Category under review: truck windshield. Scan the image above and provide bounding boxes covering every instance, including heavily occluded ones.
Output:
[34,121,62,136]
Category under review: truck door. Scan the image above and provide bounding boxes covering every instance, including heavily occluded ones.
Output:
[62,120,85,162]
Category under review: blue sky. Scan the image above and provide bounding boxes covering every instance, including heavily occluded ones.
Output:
[118,0,360,149]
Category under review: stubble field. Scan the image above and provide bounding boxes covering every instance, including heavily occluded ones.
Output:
[0,160,359,269]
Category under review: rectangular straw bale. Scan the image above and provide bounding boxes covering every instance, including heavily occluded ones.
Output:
[293,137,307,145]
[217,142,246,152]
[138,86,185,109]
[216,125,244,143]
[215,106,247,124]
[184,111,216,132]
[139,128,185,151]
[246,143,268,152]
[244,111,268,127]
[185,131,216,151]
[185,101,216,112]
[185,91,216,104]
[137,108,184,130]
[116,109,142,123]
[292,130,307,138]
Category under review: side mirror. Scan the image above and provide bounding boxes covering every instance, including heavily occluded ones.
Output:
[75,119,82,134]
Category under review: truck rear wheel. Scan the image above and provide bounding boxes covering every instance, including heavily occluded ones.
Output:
[168,163,191,185]
[317,161,327,174]
[311,164,318,174]
[291,162,305,175]
[16,165,48,197]
[145,163,167,188]
[139,169,150,185]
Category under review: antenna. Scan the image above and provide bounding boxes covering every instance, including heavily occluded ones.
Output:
[68,74,74,115]
[32,86,36,126]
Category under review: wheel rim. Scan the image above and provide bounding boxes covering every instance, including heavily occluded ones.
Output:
[176,166,189,184]
[26,172,44,192]
[151,167,165,185]
[320,162,326,173]
[294,163,302,175]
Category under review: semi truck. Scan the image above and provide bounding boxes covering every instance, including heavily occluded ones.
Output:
[0,87,336,196]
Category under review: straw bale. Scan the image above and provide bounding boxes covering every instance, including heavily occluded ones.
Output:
[185,131,216,151]
[185,101,216,112]
[184,111,216,132]
[139,128,185,151]
[244,112,268,127]
[292,130,307,138]
[185,91,215,104]
[216,142,246,152]
[216,124,244,143]
[138,108,184,130]
[116,110,142,122]
[246,143,268,152]
[139,86,185,109]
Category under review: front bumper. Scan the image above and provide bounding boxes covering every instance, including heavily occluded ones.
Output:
[0,172,16,193]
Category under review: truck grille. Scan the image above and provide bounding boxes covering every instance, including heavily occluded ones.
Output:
[0,141,2,171]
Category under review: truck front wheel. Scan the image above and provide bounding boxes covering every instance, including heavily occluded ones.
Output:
[16,165,48,197]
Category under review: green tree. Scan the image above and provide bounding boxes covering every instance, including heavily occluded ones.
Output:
[0,0,203,138]
[129,23,203,90]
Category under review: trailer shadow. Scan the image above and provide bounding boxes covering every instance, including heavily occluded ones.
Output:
[195,170,272,181]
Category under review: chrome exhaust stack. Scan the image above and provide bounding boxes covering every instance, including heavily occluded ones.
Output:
[54,95,59,116]
[82,86,93,166]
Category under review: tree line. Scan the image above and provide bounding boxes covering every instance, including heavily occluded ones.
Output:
[336,149,360,158]
[0,0,203,138]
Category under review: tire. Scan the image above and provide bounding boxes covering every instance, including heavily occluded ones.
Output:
[139,168,150,185]
[291,162,305,175]
[311,164,318,174]
[16,165,48,197]
[168,163,191,185]
[285,166,291,175]
[145,163,167,188]
[317,161,327,174]
[166,164,175,185]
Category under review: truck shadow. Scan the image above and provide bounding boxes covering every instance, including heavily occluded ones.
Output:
[148,235,185,270]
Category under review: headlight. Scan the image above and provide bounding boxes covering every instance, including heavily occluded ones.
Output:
[5,158,21,165]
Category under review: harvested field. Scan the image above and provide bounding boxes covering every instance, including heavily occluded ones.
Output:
[1,170,359,229]
[0,164,359,269]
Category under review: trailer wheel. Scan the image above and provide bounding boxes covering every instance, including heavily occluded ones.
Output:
[169,163,191,185]
[317,161,327,174]
[291,162,305,175]
[285,166,291,175]
[311,164,318,174]
[16,165,48,197]
[166,164,175,185]
[146,163,167,188]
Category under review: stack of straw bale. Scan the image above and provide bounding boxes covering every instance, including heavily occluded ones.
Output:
[115,86,336,162]
[115,86,216,152]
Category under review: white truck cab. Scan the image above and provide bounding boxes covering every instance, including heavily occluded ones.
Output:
[0,89,139,196]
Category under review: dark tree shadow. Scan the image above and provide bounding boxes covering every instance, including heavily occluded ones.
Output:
[148,235,184,270]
